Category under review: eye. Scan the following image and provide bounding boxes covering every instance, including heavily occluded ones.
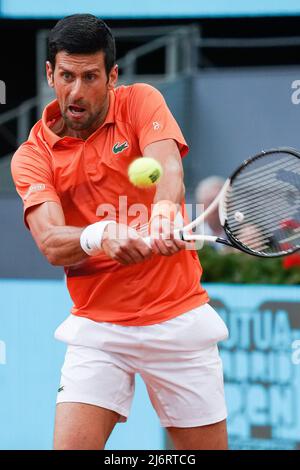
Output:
[85,73,96,81]
[62,72,72,81]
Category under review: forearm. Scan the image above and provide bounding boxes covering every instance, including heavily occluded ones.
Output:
[149,155,187,254]
[40,225,87,266]
[154,154,185,205]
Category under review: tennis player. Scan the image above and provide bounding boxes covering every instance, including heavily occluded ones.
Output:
[11,14,229,450]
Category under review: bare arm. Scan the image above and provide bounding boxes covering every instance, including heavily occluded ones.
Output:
[143,138,185,205]
[143,138,187,255]
[27,139,185,267]
[103,139,186,260]
[26,201,88,266]
[27,201,152,267]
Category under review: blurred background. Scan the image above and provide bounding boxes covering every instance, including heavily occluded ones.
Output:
[1,0,300,450]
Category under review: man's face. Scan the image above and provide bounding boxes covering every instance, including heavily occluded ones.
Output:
[46,50,118,132]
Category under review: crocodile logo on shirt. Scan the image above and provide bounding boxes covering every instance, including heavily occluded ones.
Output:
[112,141,129,154]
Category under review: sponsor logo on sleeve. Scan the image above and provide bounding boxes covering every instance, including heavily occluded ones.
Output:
[24,183,46,201]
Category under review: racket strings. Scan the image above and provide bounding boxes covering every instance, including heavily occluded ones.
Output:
[226,203,300,253]
[232,158,297,189]
[228,190,296,218]
[229,199,299,230]
[225,153,300,255]
[231,172,297,198]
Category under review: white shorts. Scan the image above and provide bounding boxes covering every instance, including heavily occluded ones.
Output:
[54,304,229,428]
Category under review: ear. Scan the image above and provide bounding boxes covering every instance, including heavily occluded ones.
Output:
[46,61,54,88]
[107,64,118,90]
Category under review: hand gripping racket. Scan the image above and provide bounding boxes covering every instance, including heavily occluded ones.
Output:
[145,148,300,258]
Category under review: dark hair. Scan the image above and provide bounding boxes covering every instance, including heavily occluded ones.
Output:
[48,14,116,76]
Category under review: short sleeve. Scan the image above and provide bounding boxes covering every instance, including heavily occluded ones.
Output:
[11,143,61,228]
[129,84,189,157]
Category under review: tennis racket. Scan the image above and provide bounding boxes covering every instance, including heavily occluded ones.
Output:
[144,148,300,258]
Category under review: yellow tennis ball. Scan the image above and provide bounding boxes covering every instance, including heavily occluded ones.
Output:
[128,157,163,188]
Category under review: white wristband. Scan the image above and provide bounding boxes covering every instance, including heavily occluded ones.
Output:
[80,220,117,256]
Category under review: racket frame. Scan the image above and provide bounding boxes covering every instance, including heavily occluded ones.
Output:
[180,147,300,257]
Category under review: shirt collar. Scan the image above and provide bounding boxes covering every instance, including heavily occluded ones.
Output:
[41,89,116,149]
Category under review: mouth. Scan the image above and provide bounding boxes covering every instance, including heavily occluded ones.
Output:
[67,104,87,119]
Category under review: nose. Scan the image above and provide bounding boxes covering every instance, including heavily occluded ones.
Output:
[69,78,84,103]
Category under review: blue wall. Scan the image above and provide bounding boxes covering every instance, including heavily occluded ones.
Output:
[213,284,300,449]
[1,279,300,449]
[184,68,300,197]
[2,0,300,19]
[0,279,164,450]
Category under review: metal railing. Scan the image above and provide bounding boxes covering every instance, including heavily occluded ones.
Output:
[0,153,15,194]
[197,35,300,49]
[37,25,200,107]
[0,24,201,156]
[0,96,39,148]
[0,97,40,195]
[117,25,199,82]
[3,26,300,156]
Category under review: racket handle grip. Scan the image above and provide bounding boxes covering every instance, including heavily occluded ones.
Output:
[143,229,183,247]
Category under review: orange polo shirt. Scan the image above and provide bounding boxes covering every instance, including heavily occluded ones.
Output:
[11,83,209,325]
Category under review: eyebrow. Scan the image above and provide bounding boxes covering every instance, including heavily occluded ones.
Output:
[58,66,100,74]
